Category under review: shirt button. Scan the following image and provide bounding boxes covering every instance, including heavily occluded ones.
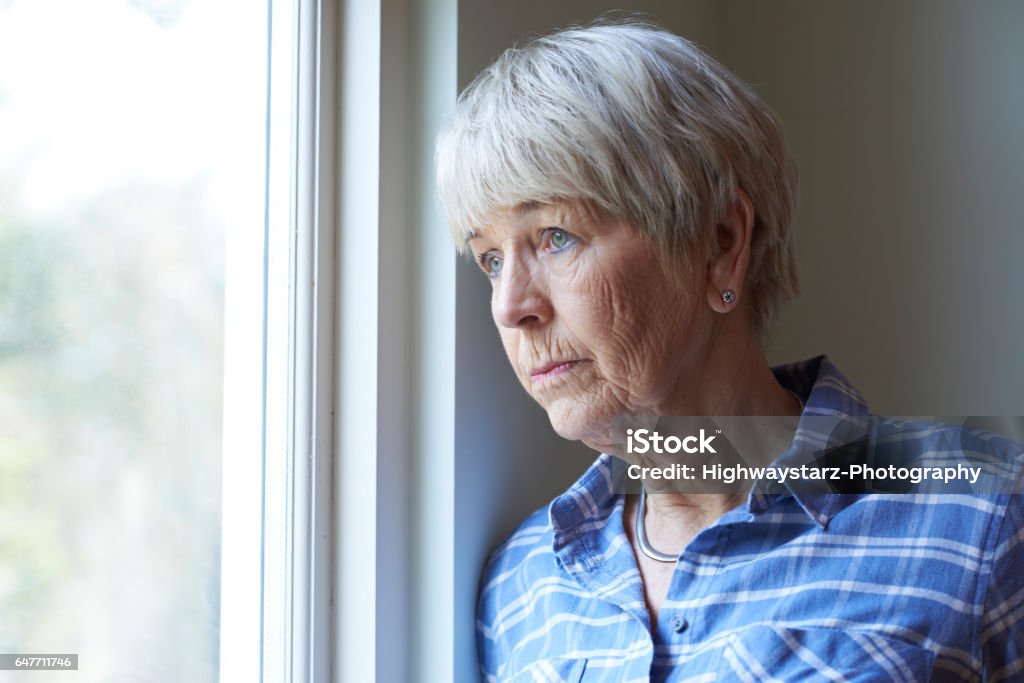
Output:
[668,615,688,633]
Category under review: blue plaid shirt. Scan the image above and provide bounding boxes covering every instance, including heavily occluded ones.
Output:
[477,356,1024,682]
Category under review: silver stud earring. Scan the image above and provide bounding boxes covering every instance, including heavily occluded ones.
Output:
[721,290,737,305]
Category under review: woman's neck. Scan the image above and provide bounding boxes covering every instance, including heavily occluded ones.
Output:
[634,314,802,538]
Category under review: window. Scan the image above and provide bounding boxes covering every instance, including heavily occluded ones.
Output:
[2,1,475,680]
[0,1,267,680]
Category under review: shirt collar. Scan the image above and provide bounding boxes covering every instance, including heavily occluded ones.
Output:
[773,354,869,419]
[763,355,870,527]
[549,355,869,547]
[549,453,618,560]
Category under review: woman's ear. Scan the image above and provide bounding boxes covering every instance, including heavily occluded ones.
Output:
[706,188,754,313]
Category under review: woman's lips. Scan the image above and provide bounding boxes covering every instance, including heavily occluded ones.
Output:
[530,360,580,385]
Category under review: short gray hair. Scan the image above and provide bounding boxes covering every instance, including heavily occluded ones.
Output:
[435,21,799,332]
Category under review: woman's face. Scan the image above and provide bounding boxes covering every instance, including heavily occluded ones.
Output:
[469,200,715,447]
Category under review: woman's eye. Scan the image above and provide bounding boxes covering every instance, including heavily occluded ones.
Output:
[545,228,575,252]
[480,252,503,277]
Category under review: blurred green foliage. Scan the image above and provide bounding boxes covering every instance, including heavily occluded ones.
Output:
[0,171,225,682]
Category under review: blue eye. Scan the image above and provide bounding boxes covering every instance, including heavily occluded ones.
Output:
[545,228,576,252]
[479,252,503,278]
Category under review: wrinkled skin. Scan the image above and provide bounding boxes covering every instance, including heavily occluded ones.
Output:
[468,200,722,451]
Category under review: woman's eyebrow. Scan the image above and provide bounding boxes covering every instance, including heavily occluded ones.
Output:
[512,200,543,215]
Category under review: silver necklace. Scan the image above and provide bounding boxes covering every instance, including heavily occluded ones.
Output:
[630,387,806,565]
[634,390,804,564]
[634,488,678,563]
[786,388,805,414]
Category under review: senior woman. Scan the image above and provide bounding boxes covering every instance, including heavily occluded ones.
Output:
[435,22,1024,682]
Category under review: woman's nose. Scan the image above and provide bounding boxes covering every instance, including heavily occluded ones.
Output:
[492,256,553,329]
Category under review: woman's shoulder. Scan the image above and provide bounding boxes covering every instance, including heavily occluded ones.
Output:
[481,504,556,589]
[481,453,620,587]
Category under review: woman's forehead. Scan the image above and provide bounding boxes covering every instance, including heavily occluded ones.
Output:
[489,199,601,229]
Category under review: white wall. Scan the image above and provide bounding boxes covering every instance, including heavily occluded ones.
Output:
[717,1,1024,415]
[446,2,1024,680]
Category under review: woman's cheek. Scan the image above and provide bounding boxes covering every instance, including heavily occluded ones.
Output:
[496,328,524,381]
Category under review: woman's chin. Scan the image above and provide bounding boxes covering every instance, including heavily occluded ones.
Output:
[545,404,614,450]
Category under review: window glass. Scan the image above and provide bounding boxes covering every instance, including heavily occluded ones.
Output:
[0,1,266,680]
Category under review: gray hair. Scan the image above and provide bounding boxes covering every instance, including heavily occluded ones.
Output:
[435,21,799,332]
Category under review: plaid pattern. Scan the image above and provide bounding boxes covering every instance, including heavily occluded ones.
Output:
[478,356,1024,682]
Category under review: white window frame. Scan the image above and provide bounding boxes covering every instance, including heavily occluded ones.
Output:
[333,0,460,679]
[265,0,340,680]
[219,0,339,679]
[224,0,462,680]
